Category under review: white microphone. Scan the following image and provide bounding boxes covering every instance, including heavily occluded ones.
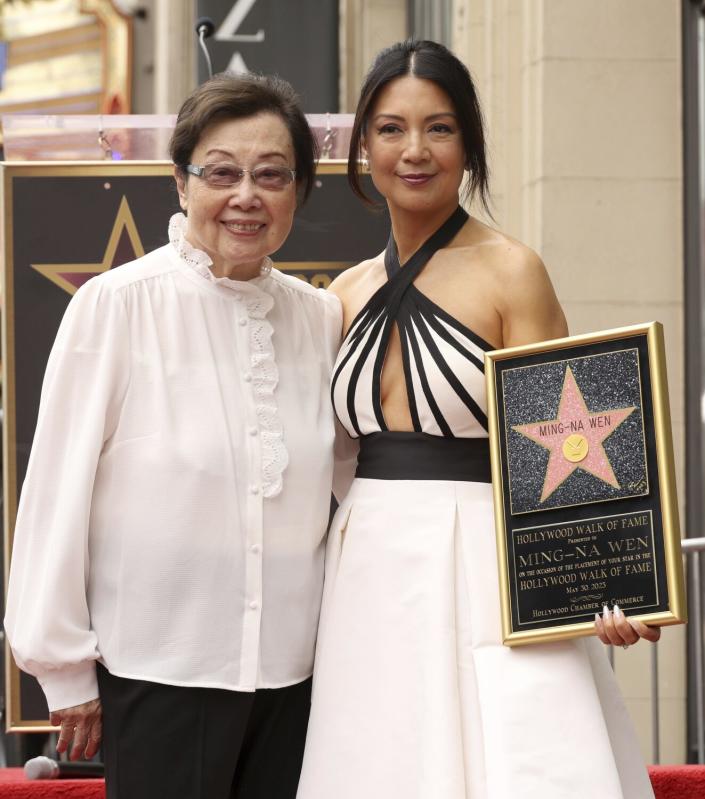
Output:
[24,756,104,779]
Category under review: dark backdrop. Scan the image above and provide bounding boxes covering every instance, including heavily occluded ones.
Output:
[196,0,339,112]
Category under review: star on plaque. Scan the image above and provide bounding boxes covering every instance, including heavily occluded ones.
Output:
[31,196,145,296]
[512,366,636,502]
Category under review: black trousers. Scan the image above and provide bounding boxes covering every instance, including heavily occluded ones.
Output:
[97,664,312,799]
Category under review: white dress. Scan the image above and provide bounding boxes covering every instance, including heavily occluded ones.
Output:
[297,208,654,799]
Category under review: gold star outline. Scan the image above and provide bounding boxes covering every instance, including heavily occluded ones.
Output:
[31,196,145,296]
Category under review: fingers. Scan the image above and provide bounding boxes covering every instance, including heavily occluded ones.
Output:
[594,605,661,647]
[51,699,103,760]
[56,719,75,755]
[629,617,662,643]
[69,722,89,762]
[612,605,640,646]
[598,604,632,646]
[84,716,103,760]
[69,715,103,761]
[594,611,610,645]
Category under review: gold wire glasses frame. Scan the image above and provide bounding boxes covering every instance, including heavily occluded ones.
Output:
[185,163,297,190]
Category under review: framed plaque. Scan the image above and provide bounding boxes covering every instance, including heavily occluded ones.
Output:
[485,322,686,646]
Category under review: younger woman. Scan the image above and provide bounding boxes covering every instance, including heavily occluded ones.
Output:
[298,40,658,799]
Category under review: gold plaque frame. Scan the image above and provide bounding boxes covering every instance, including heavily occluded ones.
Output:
[485,322,686,646]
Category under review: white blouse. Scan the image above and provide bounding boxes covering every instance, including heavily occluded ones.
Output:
[4,214,342,712]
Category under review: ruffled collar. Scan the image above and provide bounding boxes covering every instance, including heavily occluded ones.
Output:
[168,213,273,289]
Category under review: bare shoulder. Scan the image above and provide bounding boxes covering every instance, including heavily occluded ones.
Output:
[462,221,568,346]
[328,253,386,334]
[328,255,383,298]
[466,223,549,285]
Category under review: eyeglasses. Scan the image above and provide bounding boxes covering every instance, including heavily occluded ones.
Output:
[185,163,296,190]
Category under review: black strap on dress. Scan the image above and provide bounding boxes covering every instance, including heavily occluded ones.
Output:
[333,204,491,439]
[373,204,469,322]
[369,205,469,430]
[336,205,493,482]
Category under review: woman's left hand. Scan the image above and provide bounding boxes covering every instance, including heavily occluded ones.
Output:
[50,698,102,761]
[594,604,661,647]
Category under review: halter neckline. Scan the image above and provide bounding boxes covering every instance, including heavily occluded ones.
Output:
[383,205,469,281]
[331,203,491,439]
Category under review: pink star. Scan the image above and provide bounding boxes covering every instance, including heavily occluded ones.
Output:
[512,367,636,502]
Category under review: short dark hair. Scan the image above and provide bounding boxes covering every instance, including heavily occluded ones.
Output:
[348,39,490,213]
[170,72,318,203]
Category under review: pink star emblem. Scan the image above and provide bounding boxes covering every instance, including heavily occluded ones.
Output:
[512,366,636,502]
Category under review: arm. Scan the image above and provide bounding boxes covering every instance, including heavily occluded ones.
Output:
[496,248,568,348]
[328,257,380,338]
[496,249,659,647]
[321,285,360,502]
[4,278,130,718]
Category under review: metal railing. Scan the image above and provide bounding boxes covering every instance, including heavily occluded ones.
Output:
[640,537,705,764]
[681,537,705,764]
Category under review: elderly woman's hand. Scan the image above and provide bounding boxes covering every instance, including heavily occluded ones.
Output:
[594,604,661,648]
[50,698,102,761]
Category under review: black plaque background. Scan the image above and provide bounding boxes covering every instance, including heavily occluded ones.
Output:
[503,349,648,514]
[493,334,669,632]
[3,166,388,726]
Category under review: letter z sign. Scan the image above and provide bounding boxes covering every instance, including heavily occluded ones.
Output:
[215,0,265,42]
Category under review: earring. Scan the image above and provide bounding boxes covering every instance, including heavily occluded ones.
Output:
[363,157,370,171]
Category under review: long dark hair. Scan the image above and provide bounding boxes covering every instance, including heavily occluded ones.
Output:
[348,39,490,213]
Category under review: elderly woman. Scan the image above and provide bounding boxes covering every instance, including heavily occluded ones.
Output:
[4,73,341,799]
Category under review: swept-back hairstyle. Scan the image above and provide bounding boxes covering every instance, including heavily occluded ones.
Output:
[170,72,318,203]
[348,39,490,213]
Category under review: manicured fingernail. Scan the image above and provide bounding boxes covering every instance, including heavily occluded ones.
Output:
[603,604,610,619]
[614,603,623,617]
[594,613,601,624]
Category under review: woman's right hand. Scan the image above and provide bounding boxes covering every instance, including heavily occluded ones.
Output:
[50,698,102,761]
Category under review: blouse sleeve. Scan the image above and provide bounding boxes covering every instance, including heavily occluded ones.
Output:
[4,277,130,712]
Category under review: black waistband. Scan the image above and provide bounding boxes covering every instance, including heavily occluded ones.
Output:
[356,431,492,482]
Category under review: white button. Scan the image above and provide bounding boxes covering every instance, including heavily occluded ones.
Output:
[249,600,259,610]
[243,373,252,383]
[248,427,258,437]
[250,485,260,495]
[250,544,260,554]
[239,317,248,327]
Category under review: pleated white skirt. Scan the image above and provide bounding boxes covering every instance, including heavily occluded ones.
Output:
[297,477,654,799]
